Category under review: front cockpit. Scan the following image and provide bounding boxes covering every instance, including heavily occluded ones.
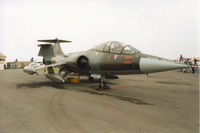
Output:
[92,41,140,54]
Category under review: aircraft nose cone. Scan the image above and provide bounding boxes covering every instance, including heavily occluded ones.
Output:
[139,58,188,73]
[23,66,36,74]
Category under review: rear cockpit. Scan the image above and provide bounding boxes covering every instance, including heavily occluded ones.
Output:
[92,41,140,54]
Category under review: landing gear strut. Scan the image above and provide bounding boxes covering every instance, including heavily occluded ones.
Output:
[58,67,71,79]
[88,76,94,81]
[97,78,110,91]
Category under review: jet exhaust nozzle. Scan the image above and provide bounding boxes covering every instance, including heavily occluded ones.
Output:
[139,58,188,73]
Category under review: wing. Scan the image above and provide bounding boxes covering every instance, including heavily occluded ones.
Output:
[23,60,66,75]
[35,61,65,70]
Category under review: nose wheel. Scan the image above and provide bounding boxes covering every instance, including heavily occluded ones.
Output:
[97,78,110,91]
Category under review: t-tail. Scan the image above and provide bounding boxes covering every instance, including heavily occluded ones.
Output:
[37,38,71,64]
[23,38,71,82]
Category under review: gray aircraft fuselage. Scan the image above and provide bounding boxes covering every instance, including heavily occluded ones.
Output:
[58,41,186,76]
[23,39,187,83]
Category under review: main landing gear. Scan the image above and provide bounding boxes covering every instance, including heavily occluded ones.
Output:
[97,78,110,91]
[88,73,111,91]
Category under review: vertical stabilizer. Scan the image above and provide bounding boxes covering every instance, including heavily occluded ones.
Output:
[37,38,72,64]
[53,43,64,56]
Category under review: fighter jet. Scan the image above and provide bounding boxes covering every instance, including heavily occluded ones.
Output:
[23,38,188,90]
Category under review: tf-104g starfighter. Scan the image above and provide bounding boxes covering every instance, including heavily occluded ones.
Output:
[24,38,188,89]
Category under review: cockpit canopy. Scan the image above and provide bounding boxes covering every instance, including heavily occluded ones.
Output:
[93,41,140,54]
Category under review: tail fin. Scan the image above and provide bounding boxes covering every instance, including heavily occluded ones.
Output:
[37,38,71,64]
[53,42,65,56]
[38,38,71,57]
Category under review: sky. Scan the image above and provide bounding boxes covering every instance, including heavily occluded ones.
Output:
[0,0,199,62]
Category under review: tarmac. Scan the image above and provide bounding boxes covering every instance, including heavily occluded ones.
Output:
[0,69,199,133]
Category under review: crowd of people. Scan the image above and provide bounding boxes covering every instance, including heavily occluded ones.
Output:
[178,57,199,74]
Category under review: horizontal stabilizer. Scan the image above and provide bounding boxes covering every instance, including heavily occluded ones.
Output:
[38,44,53,47]
[38,38,71,43]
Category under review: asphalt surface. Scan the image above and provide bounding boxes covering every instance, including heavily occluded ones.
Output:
[0,69,199,133]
